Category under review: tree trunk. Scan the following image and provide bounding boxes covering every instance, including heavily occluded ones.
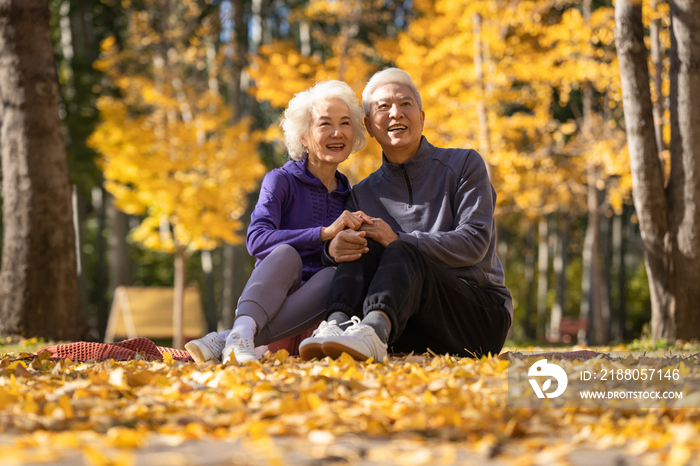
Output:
[650,0,667,159]
[72,186,91,333]
[0,0,87,340]
[667,0,700,340]
[221,0,251,331]
[473,12,490,158]
[92,186,109,341]
[201,249,218,333]
[611,209,627,340]
[536,217,549,340]
[107,193,132,294]
[549,213,569,340]
[616,0,674,340]
[172,246,185,349]
[523,225,536,339]
[600,209,613,342]
[221,243,236,330]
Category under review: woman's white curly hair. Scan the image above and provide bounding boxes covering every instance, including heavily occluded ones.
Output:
[281,80,367,161]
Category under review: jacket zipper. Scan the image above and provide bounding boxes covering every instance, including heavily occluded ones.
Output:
[399,164,413,208]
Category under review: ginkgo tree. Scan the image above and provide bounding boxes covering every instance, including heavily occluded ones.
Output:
[88,0,265,348]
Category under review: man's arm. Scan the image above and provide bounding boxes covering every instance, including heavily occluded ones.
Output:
[397,151,495,268]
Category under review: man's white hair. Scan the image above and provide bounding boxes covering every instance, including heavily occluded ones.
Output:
[281,80,367,161]
[361,68,422,116]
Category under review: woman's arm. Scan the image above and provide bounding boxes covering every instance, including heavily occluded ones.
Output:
[246,171,323,260]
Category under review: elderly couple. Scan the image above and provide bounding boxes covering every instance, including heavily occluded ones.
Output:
[185,68,512,364]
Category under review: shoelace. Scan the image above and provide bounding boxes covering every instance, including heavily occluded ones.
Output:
[341,316,372,336]
[344,323,372,336]
[312,319,344,337]
[205,334,225,352]
[230,334,254,351]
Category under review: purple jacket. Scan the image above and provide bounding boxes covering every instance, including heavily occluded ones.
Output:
[246,158,351,281]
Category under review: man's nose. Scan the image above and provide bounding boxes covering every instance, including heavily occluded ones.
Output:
[389,103,401,118]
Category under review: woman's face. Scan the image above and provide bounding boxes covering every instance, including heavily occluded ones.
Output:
[302,99,354,167]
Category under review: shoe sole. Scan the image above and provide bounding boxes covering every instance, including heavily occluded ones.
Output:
[299,342,326,361]
[322,341,370,361]
[184,342,206,362]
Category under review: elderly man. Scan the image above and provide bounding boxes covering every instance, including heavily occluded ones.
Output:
[299,68,512,361]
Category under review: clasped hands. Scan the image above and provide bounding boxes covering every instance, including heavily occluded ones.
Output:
[321,210,399,263]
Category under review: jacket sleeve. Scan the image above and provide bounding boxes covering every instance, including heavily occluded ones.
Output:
[246,170,323,260]
[397,151,494,268]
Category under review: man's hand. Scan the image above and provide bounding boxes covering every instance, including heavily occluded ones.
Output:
[360,218,400,247]
[329,229,369,263]
[320,210,373,242]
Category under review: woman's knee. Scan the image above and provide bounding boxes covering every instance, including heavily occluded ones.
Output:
[267,244,302,269]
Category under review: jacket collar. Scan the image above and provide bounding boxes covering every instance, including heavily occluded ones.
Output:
[284,158,351,195]
[379,136,433,180]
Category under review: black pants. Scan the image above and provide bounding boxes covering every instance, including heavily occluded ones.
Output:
[325,240,510,358]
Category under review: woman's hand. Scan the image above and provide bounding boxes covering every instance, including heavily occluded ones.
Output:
[320,210,373,241]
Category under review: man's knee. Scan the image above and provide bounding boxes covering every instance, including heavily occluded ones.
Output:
[384,240,420,262]
[366,238,385,255]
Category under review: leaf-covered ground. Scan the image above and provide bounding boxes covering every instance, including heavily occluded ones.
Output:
[1,345,700,466]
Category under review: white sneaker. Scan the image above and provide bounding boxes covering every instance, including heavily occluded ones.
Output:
[322,316,388,362]
[299,320,344,361]
[222,333,258,364]
[185,332,225,362]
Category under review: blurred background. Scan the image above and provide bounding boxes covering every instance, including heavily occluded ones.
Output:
[3,0,676,347]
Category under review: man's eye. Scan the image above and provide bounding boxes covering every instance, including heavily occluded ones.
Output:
[341,121,350,125]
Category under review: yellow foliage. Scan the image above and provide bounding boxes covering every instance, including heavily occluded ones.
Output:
[0,350,698,462]
[393,0,631,217]
[89,0,265,253]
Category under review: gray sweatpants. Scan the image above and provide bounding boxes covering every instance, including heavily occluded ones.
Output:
[219,244,335,347]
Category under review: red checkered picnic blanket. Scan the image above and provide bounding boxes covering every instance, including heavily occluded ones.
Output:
[39,338,193,362]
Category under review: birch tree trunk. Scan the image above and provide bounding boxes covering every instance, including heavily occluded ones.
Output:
[0,0,87,340]
[549,214,569,340]
[523,226,536,339]
[536,217,549,340]
[172,245,185,349]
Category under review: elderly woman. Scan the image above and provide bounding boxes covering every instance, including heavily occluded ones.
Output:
[186,80,369,363]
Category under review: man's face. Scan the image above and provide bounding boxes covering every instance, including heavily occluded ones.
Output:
[365,83,425,161]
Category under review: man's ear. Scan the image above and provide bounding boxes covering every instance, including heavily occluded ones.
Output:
[364,116,375,139]
[420,110,425,132]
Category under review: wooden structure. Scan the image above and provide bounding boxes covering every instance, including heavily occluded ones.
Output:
[104,286,205,343]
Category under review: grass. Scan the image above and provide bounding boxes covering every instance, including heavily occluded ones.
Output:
[0,336,55,356]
